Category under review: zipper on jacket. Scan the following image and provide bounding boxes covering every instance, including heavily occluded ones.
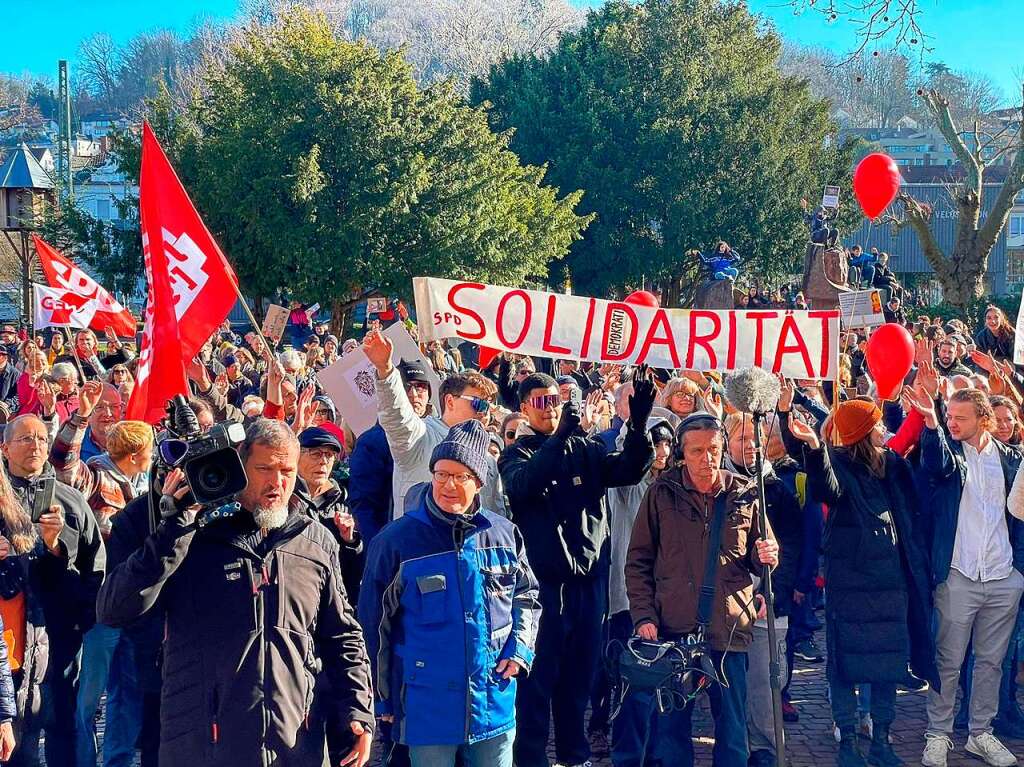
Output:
[452,526,472,741]
[210,687,219,744]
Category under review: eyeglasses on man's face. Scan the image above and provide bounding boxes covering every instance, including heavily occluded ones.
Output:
[433,470,475,486]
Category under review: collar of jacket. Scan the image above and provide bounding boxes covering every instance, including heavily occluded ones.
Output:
[200,500,312,555]
[406,482,489,534]
[6,461,56,493]
[656,465,745,517]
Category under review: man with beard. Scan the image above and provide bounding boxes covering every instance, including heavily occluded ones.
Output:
[96,419,374,767]
[935,338,972,378]
[2,415,105,767]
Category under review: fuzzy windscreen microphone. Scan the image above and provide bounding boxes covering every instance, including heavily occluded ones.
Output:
[725,367,781,415]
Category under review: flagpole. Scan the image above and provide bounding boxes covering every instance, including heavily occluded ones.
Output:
[62,327,88,385]
[230,285,276,364]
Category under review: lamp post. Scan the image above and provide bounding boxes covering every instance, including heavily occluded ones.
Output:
[0,143,56,331]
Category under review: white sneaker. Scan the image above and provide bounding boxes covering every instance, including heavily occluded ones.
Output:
[921,734,953,767]
[859,712,874,739]
[965,732,1017,767]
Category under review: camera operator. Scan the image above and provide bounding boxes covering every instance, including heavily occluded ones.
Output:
[297,427,363,602]
[1,414,105,767]
[96,418,374,767]
[624,412,778,767]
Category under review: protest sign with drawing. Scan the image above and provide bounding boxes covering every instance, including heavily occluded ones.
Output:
[261,304,289,345]
[316,322,442,436]
[414,277,840,380]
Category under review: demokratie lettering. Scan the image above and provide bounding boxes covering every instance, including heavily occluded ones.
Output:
[414,277,840,380]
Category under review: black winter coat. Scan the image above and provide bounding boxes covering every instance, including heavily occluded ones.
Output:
[805,446,938,689]
[0,363,18,414]
[96,505,374,766]
[499,426,653,584]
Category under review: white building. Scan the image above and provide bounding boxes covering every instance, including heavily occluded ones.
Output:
[74,158,135,222]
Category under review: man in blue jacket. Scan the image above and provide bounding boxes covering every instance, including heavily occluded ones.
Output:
[358,420,540,767]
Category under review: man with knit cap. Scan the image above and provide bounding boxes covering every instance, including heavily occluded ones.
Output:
[359,420,539,767]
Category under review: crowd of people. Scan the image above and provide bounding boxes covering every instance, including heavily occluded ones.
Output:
[0,287,1017,767]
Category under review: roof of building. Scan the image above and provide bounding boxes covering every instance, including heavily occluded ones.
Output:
[0,143,54,190]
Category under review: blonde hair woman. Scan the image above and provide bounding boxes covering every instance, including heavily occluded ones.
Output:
[655,377,701,418]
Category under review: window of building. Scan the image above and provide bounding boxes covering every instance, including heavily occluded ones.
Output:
[1006,248,1024,286]
[1011,215,1024,239]
[96,199,111,220]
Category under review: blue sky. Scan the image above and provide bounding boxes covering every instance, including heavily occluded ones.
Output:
[3,0,1021,104]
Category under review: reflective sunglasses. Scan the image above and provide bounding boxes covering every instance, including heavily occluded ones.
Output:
[458,395,491,414]
[528,394,561,410]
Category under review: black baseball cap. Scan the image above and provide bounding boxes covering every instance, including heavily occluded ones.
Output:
[398,359,430,387]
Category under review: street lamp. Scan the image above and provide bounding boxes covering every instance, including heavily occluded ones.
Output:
[0,142,56,329]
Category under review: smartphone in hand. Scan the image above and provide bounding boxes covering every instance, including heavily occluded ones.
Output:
[31,476,56,523]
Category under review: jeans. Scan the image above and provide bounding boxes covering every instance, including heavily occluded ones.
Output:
[75,623,143,767]
[514,576,606,767]
[409,730,514,767]
[639,651,749,767]
[831,682,894,731]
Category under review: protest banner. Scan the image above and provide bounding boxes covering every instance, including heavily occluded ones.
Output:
[316,322,441,436]
[262,304,289,345]
[822,184,841,209]
[414,277,840,380]
[838,289,885,329]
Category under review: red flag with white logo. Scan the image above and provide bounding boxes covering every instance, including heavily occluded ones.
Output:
[126,122,240,423]
[31,235,136,336]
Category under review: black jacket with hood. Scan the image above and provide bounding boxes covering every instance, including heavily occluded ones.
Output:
[96,502,374,766]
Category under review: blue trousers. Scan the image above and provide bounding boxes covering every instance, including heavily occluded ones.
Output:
[409,730,514,767]
[75,623,143,767]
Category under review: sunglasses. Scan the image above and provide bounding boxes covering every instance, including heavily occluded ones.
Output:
[528,394,561,410]
[405,381,430,394]
[458,395,491,414]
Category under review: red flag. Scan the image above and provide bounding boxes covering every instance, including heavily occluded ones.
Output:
[127,122,240,423]
[31,235,136,336]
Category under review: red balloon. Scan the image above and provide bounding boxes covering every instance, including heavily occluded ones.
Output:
[624,290,660,308]
[853,152,901,220]
[866,323,914,401]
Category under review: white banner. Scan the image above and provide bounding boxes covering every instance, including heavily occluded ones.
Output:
[414,277,840,380]
[33,283,98,330]
[838,289,885,329]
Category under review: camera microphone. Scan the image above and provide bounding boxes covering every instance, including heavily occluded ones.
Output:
[724,367,781,416]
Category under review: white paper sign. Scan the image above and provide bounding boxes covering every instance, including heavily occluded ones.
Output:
[315,323,442,436]
[822,184,841,209]
[838,289,885,329]
[261,303,289,345]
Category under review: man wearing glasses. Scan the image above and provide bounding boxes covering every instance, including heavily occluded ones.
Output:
[499,366,656,767]
[359,420,539,767]
[1,414,105,767]
[363,330,506,520]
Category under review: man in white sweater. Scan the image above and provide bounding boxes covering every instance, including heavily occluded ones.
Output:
[364,330,506,519]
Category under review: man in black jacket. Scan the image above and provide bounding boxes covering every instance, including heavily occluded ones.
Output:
[2,414,105,767]
[0,347,19,417]
[96,418,374,767]
[499,367,655,767]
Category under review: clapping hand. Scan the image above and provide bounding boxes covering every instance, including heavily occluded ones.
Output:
[777,374,795,413]
[904,384,938,428]
[788,417,820,451]
[580,389,603,432]
[914,360,939,400]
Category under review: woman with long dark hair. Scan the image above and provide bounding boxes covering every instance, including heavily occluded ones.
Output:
[974,305,1015,360]
[786,394,938,767]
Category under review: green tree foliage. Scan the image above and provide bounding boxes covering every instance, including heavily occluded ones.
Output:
[136,9,588,313]
[472,0,858,300]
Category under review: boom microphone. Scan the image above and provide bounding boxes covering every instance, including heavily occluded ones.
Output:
[725,367,781,415]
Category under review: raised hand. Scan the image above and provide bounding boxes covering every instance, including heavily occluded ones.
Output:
[905,384,938,428]
[788,417,820,450]
[777,374,795,413]
[292,384,316,431]
[914,337,932,367]
[36,380,56,417]
[914,359,939,400]
[362,330,394,377]
[628,364,656,429]
[580,389,603,432]
[970,349,996,374]
[77,380,104,419]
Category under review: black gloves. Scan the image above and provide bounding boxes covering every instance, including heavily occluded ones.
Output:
[628,364,656,431]
[554,398,581,441]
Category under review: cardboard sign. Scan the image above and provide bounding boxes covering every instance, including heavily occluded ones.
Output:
[415,277,840,380]
[838,289,885,329]
[822,184,841,209]
[261,304,289,345]
[367,297,388,315]
[316,323,442,436]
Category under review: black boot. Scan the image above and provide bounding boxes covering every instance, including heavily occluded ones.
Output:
[867,723,902,767]
[837,728,867,767]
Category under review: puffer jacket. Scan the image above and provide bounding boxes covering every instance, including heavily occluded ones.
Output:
[625,467,767,652]
[96,504,374,766]
[358,484,540,747]
[805,445,938,689]
[499,422,653,584]
[0,613,16,723]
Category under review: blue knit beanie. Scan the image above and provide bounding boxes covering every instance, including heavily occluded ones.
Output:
[430,420,490,484]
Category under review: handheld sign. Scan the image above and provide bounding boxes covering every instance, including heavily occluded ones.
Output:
[261,304,289,345]
[822,184,841,209]
[367,297,388,315]
[838,289,885,329]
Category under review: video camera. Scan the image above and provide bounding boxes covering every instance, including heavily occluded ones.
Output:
[155,395,248,515]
